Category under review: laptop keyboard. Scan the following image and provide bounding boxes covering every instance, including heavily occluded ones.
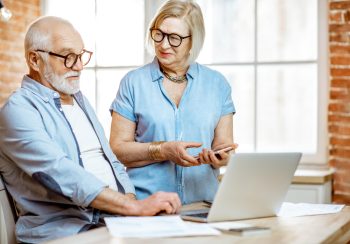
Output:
[185,212,209,218]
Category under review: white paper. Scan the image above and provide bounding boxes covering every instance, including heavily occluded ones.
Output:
[277,202,345,217]
[104,215,220,238]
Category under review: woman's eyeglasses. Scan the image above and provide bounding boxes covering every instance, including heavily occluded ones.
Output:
[150,28,191,47]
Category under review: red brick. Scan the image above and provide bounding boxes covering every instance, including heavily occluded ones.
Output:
[330,89,350,100]
[331,56,350,65]
[330,2,350,10]
[333,182,350,195]
[330,148,350,158]
[13,0,41,6]
[345,10,350,23]
[331,78,350,87]
[329,0,350,204]
[330,45,350,54]
[333,193,350,204]
[330,23,350,32]
[329,124,350,136]
[0,0,40,106]
[329,158,350,168]
[333,170,350,185]
[328,102,350,113]
[330,33,350,42]
[329,114,350,123]
[330,137,350,146]
[329,122,350,130]
[330,157,350,166]
[331,68,350,77]
[0,62,26,74]
[330,11,344,23]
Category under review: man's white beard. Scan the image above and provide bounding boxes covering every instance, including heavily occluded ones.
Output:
[44,64,81,95]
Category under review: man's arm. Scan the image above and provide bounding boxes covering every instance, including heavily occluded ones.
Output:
[91,188,181,215]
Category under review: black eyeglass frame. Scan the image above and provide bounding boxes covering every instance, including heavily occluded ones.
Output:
[35,49,93,69]
[150,28,191,47]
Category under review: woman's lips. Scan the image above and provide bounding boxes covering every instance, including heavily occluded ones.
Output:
[159,51,172,58]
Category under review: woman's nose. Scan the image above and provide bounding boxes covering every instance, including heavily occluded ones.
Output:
[160,35,171,49]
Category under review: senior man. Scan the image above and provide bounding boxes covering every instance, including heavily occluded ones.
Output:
[0,16,180,243]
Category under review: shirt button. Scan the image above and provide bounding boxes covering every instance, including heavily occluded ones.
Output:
[53,93,59,98]
[59,108,63,111]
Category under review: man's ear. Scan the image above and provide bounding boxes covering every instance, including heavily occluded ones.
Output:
[28,51,41,72]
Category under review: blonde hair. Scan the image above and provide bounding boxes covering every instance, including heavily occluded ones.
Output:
[146,0,205,64]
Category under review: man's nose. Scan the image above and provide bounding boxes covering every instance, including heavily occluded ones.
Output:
[71,57,84,71]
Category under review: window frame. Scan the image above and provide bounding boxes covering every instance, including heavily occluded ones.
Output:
[42,0,328,165]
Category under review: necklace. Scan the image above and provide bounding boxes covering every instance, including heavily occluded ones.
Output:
[162,69,187,84]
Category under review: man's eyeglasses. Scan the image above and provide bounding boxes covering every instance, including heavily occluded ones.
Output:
[150,28,191,48]
[36,49,93,69]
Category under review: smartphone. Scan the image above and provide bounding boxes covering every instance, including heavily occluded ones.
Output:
[194,146,234,160]
[226,226,271,236]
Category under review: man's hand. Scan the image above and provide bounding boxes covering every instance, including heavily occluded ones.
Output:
[91,188,181,216]
[129,192,181,216]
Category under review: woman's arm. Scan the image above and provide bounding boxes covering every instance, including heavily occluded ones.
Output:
[109,112,155,167]
[212,114,234,149]
[109,112,201,168]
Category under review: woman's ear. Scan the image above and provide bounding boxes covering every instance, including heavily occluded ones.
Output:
[28,51,41,72]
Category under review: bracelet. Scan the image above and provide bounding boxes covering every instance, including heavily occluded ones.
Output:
[148,141,165,161]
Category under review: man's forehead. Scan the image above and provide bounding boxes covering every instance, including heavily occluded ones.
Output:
[51,32,84,53]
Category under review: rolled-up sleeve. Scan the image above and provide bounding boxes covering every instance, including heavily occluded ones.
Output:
[0,100,107,207]
[220,75,236,116]
[110,75,136,122]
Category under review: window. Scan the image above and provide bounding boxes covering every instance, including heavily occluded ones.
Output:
[43,0,327,164]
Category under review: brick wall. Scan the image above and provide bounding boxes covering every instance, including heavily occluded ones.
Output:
[329,0,350,204]
[0,0,41,106]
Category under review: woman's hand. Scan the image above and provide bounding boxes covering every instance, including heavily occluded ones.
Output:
[125,193,137,200]
[161,141,202,167]
[198,143,238,169]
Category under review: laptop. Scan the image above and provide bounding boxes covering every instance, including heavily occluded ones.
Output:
[181,152,301,222]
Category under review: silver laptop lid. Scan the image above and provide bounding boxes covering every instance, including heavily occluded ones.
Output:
[208,152,301,222]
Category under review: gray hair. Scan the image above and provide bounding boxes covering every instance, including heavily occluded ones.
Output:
[146,0,205,64]
[24,16,73,63]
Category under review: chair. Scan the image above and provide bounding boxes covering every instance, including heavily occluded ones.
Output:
[0,176,16,244]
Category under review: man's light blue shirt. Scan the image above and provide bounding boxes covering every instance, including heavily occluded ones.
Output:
[0,75,135,243]
[110,58,235,204]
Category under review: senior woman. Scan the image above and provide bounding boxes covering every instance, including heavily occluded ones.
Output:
[110,0,237,204]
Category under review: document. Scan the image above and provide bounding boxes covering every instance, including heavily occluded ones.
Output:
[104,216,220,238]
[277,202,345,217]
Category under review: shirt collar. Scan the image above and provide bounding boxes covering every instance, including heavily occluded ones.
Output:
[150,57,197,82]
[21,75,61,102]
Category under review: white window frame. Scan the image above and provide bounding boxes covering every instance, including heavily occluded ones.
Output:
[199,0,328,165]
[41,0,328,165]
